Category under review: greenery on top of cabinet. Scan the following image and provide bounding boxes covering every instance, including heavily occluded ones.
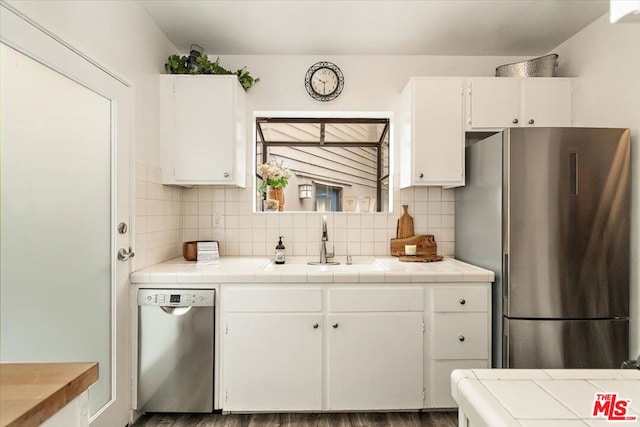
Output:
[165,54,260,91]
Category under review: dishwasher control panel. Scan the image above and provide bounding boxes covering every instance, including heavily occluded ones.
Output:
[138,289,215,307]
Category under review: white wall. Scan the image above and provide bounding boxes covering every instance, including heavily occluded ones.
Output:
[553,14,640,358]
[169,54,529,264]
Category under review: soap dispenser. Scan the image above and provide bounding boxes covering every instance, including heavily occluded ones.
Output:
[275,236,285,264]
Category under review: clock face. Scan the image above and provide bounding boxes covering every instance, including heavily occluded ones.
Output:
[305,61,344,101]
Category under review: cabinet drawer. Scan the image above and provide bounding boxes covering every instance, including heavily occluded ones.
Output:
[432,287,488,312]
[433,313,489,359]
[329,287,424,312]
[224,287,321,312]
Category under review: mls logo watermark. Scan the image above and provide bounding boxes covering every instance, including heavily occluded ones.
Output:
[592,393,638,422]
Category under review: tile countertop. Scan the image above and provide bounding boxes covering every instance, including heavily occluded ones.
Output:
[130,256,495,284]
[451,369,640,427]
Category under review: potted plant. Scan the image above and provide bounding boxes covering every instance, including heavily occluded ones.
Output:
[257,160,292,211]
[165,44,260,90]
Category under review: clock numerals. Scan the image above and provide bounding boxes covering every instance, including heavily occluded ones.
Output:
[305,61,344,102]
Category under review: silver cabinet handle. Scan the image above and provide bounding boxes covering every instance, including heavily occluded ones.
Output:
[223,172,230,178]
[512,118,519,124]
[313,323,319,329]
[528,119,535,125]
[118,247,135,261]
[419,173,424,178]
[459,298,466,305]
[332,323,339,329]
[458,335,465,342]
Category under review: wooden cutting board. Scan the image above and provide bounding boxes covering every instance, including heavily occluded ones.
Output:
[399,255,443,262]
[390,234,437,257]
[396,205,414,239]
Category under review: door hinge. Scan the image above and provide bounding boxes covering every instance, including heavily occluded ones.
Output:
[225,391,228,402]
[422,322,425,333]
[225,323,229,334]
[422,388,426,403]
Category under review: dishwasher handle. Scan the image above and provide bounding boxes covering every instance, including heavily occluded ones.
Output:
[160,306,192,316]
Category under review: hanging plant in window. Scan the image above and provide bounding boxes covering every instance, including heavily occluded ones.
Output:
[165,44,260,91]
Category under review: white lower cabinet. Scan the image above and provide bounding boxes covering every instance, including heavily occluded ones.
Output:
[221,283,491,412]
[426,284,491,408]
[222,287,322,411]
[223,313,322,411]
[327,286,424,410]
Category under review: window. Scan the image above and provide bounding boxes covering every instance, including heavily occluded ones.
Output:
[256,116,390,212]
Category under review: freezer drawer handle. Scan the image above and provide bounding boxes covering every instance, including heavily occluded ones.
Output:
[459,299,466,305]
[458,335,465,342]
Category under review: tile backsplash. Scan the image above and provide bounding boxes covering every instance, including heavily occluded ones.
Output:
[134,163,183,270]
[134,164,455,269]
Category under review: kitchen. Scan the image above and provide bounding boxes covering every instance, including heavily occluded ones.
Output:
[1,1,639,426]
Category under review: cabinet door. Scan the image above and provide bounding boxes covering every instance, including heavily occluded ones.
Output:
[468,78,520,128]
[327,312,424,410]
[412,78,464,185]
[521,78,572,127]
[223,313,322,411]
[172,77,235,182]
[430,359,488,408]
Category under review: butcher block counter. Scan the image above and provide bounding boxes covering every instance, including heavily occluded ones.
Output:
[0,362,98,427]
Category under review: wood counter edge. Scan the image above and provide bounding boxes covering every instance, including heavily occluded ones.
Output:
[0,362,98,427]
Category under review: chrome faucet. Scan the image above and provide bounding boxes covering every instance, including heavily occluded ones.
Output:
[319,215,334,263]
[309,215,339,265]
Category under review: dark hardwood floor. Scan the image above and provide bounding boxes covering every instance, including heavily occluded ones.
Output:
[133,411,458,427]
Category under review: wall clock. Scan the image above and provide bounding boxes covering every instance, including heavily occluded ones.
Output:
[305,61,344,102]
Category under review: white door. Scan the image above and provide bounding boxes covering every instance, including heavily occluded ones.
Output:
[327,312,424,410]
[223,313,322,411]
[0,6,131,427]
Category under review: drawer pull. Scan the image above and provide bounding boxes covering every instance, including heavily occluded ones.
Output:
[313,323,319,329]
[333,323,339,329]
[458,335,465,342]
[459,298,466,305]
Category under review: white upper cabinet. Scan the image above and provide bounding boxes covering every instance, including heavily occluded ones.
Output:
[467,77,572,129]
[399,77,465,188]
[160,75,246,186]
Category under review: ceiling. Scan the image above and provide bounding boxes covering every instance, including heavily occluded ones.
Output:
[138,0,609,56]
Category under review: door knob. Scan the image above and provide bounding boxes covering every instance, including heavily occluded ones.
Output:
[528,119,535,125]
[118,247,135,261]
[313,323,319,329]
[459,298,466,305]
[458,335,465,342]
[512,118,519,124]
[332,323,339,329]
[419,173,424,178]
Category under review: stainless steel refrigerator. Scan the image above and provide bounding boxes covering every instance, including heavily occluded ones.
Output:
[456,128,631,368]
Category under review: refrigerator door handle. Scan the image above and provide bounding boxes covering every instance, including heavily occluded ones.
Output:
[503,253,509,299]
[570,152,579,195]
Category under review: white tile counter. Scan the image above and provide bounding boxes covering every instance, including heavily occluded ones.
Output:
[129,256,494,284]
[451,369,640,427]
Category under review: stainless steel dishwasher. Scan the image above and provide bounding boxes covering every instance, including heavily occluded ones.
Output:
[137,289,215,413]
